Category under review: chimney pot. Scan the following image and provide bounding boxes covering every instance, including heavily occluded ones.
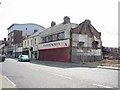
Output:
[51,21,56,27]
[63,16,70,24]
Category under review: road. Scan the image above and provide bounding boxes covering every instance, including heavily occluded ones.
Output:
[1,58,119,88]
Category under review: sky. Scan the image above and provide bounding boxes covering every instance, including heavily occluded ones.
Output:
[0,0,118,47]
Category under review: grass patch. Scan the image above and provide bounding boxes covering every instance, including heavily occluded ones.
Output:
[85,59,120,67]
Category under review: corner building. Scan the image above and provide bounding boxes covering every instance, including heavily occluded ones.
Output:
[38,16,103,63]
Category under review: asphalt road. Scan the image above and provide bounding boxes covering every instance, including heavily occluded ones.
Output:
[1,58,119,88]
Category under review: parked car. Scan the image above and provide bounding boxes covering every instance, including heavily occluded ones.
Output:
[0,54,5,62]
[18,55,30,62]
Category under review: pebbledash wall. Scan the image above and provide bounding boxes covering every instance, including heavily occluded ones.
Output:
[36,16,103,63]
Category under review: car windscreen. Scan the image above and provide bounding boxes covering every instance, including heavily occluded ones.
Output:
[22,55,29,58]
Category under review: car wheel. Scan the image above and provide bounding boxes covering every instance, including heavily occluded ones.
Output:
[2,57,5,62]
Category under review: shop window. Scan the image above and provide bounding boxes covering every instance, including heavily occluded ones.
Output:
[92,41,98,49]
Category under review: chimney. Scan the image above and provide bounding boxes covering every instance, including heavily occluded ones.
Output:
[4,38,6,41]
[84,19,91,25]
[51,21,56,27]
[63,16,70,24]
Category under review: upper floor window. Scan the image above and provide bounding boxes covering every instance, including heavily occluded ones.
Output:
[45,36,49,42]
[52,34,58,41]
[31,39,32,45]
[41,32,65,43]
[35,38,36,45]
[42,37,46,43]
[92,41,98,49]
[12,32,14,36]
[58,32,65,40]
[12,38,14,42]
[24,41,26,46]
[27,40,29,46]
[48,35,52,42]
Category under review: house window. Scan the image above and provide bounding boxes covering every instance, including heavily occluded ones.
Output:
[42,37,46,43]
[27,40,29,46]
[92,41,98,49]
[35,38,36,45]
[45,36,49,42]
[12,32,14,36]
[48,35,52,42]
[12,38,14,42]
[58,32,65,40]
[77,42,84,48]
[25,41,26,46]
[52,34,58,41]
[31,39,32,45]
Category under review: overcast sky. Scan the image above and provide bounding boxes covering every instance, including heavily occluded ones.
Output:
[0,0,118,47]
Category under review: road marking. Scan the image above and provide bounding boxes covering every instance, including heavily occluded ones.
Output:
[93,83,112,88]
[3,76,16,86]
[30,68,39,71]
[48,72,72,80]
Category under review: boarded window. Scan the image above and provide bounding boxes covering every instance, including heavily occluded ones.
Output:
[77,42,84,48]
[92,41,98,49]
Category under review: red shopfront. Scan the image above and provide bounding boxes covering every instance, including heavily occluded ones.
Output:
[38,39,70,62]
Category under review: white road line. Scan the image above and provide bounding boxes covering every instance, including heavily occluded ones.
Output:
[48,72,72,80]
[93,83,113,88]
[31,68,39,71]
[3,76,16,86]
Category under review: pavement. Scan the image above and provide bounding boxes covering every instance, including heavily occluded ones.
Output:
[8,58,120,71]
[29,59,120,70]
[97,65,120,70]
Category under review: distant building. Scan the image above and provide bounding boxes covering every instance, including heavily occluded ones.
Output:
[7,23,45,57]
[104,47,119,59]
[0,38,8,55]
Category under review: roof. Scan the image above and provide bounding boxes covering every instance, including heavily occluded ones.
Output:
[7,23,45,30]
[71,20,101,39]
[39,22,78,36]
[25,30,43,39]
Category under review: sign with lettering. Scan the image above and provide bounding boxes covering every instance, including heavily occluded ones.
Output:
[38,39,70,50]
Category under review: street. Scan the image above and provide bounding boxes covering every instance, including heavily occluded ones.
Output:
[0,58,119,88]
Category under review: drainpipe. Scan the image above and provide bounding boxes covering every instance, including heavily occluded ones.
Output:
[69,29,73,63]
